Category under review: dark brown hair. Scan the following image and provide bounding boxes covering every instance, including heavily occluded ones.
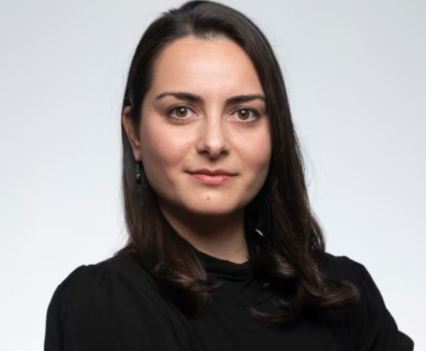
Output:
[115,0,360,327]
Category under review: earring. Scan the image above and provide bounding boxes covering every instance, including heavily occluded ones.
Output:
[135,161,143,184]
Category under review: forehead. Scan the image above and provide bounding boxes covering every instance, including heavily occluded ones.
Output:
[149,35,264,96]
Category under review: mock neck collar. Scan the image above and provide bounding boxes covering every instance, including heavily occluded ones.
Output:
[188,224,272,307]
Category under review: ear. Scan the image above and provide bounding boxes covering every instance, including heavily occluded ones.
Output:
[122,105,142,161]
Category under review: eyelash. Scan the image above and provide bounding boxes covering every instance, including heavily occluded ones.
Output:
[166,105,261,123]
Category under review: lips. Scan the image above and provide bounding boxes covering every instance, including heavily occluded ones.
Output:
[186,168,237,185]
[188,173,233,185]
[187,168,237,176]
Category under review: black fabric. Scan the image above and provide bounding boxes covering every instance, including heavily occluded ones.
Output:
[44,241,414,351]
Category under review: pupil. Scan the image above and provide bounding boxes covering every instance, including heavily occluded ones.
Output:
[178,107,186,117]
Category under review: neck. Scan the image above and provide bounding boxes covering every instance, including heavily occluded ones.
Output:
[159,202,249,264]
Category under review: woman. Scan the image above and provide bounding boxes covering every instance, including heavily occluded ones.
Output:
[44,1,414,350]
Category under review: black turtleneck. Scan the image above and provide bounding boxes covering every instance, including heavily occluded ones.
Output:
[190,238,275,308]
[44,235,414,350]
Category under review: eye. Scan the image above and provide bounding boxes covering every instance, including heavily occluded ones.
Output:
[234,108,260,122]
[166,106,261,123]
[167,105,194,121]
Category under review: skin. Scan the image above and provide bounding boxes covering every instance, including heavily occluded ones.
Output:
[122,35,271,263]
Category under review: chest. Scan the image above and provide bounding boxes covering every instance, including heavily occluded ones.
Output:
[183,298,354,351]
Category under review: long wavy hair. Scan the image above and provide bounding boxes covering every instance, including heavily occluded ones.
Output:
[114,0,360,327]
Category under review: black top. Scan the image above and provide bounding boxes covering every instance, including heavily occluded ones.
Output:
[44,243,414,350]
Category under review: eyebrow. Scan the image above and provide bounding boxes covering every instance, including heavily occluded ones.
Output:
[154,91,266,105]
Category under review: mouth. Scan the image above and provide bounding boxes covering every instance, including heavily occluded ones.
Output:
[186,172,236,185]
[187,168,238,176]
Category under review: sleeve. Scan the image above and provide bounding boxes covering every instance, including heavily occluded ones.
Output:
[44,262,186,351]
[45,264,136,350]
[44,265,88,351]
[351,261,414,351]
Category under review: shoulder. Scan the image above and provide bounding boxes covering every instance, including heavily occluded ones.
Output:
[47,252,162,316]
[45,253,191,350]
[318,251,367,285]
[318,252,414,350]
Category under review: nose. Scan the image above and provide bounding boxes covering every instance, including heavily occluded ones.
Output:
[196,115,229,159]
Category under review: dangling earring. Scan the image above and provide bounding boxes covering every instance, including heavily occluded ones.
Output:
[135,161,143,184]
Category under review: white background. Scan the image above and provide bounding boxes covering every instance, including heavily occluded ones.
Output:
[0,0,424,349]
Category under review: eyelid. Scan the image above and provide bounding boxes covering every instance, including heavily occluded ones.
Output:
[236,107,260,116]
[167,105,196,120]
[231,106,261,122]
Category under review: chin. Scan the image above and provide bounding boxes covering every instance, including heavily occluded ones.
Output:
[184,202,242,217]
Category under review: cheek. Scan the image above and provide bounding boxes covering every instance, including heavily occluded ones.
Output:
[237,128,271,174]
[139,120,188,177]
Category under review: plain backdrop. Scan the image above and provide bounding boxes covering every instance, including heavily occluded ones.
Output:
[0,0,424,349]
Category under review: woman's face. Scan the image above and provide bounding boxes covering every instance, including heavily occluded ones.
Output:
[123,35,271,218]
